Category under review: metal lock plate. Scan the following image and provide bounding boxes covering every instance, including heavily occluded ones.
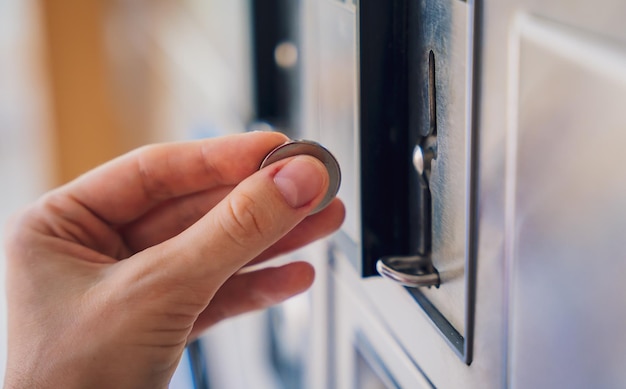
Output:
[408,0,477,363]
[319,0,477,363]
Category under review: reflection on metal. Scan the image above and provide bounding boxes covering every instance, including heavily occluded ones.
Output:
[406,288,465,358]
[412,144,425,176]
[377,256,440,287]
[260,139,342,214]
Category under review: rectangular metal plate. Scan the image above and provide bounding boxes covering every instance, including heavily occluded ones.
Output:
[507,15,626,387]
[318,0,478,364]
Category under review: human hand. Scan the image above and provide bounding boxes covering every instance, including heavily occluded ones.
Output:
[3,131,345,388]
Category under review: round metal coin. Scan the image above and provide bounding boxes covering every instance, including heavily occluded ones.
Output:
[260,140,341,214]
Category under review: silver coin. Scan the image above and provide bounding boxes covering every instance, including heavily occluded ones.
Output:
[260,140,341,214]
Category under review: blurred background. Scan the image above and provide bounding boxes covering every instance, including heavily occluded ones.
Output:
[5,0,626,388]
[1,0,52,381]
[0,0,314,387]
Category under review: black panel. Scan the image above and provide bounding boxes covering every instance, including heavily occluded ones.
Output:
[359,0,418,276]
[250,0,300,136]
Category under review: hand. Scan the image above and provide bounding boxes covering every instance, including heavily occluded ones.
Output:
[3,131,345,389]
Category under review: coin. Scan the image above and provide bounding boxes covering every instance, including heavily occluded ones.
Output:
[260,140,341,214]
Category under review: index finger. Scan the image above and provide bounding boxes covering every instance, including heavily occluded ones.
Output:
[64,131,289,225]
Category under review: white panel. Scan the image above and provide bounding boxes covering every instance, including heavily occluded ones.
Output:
[332,250,433,389]
[317,0,360,243]
[507,15,626,388]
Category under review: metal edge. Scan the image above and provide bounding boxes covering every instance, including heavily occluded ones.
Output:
[462,0,482,367]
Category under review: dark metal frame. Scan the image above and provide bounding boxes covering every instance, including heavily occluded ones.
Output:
[345,0,482,365]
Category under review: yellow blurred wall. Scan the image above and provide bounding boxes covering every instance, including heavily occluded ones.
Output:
[40,0,157,185]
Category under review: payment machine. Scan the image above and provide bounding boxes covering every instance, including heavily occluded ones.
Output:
[196,0,626,387]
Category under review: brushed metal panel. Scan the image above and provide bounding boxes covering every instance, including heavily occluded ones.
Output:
[507,15,626,388]
[413,0,474,339]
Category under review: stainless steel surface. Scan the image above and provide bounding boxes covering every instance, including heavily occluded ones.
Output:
[480,1,626,388]
[260,139,341,214]
[360,0,476,361]
[506,13,626,388]
[376,256,440,288]
[412,0,475,337]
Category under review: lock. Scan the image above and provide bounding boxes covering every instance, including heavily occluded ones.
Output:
[317,0,477,362]
[362,0,477,362]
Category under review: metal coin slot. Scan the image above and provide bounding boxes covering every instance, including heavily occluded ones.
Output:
[260,139,341,214]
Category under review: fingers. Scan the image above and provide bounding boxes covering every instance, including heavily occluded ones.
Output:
[120,191,344,257]
[118,186,234,254]
[64,131,289,225]
[188,261,315,338]
[250,198,345,265]
[138,155,330,293]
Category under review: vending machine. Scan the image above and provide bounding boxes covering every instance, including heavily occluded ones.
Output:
[192,0,626,387]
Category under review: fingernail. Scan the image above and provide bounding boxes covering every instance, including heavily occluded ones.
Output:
[274,156,327,209]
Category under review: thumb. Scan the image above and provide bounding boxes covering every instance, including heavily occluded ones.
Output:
[138,154,329,293]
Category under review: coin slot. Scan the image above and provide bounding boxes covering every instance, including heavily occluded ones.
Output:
[428,50,437,137]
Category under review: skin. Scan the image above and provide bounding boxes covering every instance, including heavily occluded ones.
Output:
[2,131,345,388]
